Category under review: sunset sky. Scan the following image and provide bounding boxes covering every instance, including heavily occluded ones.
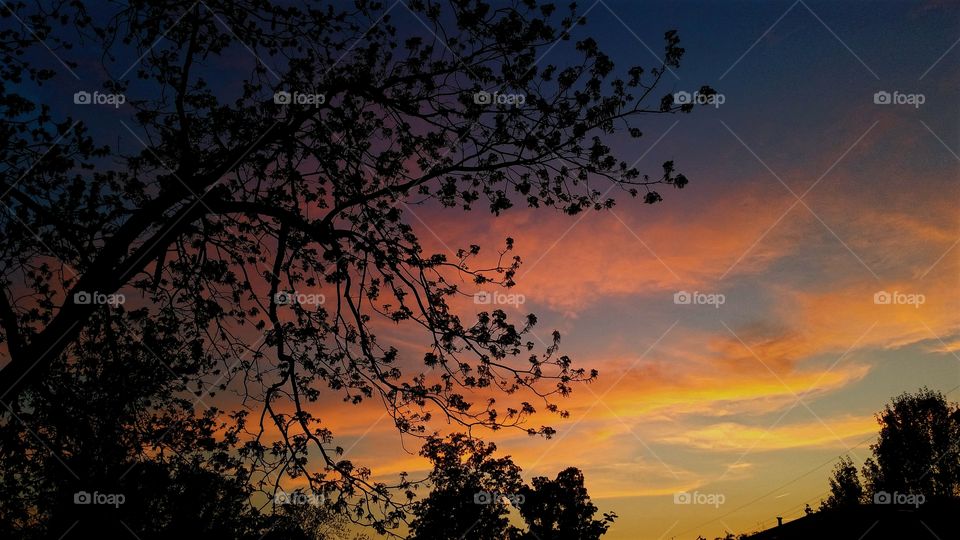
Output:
[320,2,960,538]
[28,1,959,538]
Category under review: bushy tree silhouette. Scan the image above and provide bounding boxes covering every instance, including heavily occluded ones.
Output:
[410,434,614,539]
[821,455,864,510]
[0,310,359,539]
[815,388,960,516]
[515,467,615,540]
[409,434,523,539]
[862,388,960,498]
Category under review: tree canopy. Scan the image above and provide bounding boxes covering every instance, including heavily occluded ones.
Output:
[516,467,616,540]
[821,456,863,510]
[0,0,704,535]
[820,388,960,512]
[409,434,614,539]
[862,387,960,498]
[0,308,363,539]
[409,433,523,539]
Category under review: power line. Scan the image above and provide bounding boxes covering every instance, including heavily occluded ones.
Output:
[672,432,876,538]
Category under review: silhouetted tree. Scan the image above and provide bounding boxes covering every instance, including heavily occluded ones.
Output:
[862,388,960,498]
[410,435,614,539]
[1,0,707,531]
[515,467,615,539]
[821,456,864,510]
[0,310,358,539]
[814,389,960,513]
[409,434,523,540]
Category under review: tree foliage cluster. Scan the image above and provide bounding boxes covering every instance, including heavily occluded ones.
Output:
[0,311,360,540]
[823,388,960,510]
[409,433,616,539]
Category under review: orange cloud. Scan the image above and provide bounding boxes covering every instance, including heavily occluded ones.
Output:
[410,180,801,313]
[659,415,877,451]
